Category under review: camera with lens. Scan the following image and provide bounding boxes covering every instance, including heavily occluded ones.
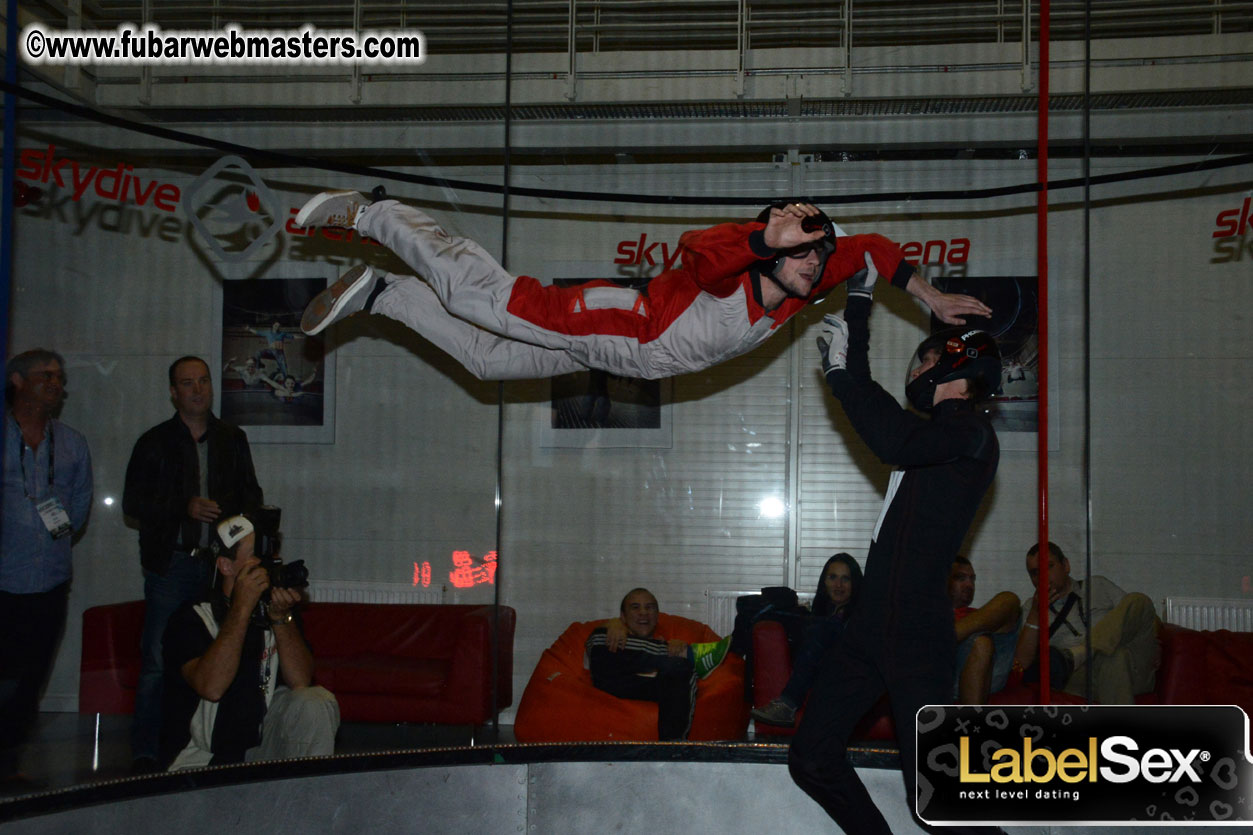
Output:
[249,506,309,592]
[215,506,309,627]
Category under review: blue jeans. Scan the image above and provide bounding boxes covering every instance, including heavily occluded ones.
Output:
[781,616,845,708]
[131,551,212,761]
[953,629,1018,699]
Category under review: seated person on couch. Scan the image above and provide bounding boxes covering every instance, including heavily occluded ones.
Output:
[1013,541,1158,704]
[751,553,863,726]
[160,514,339,770]
[949,555,1020,704]
[587,588,730,741]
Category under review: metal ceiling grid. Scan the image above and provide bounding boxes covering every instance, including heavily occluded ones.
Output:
[18,1,1253,52]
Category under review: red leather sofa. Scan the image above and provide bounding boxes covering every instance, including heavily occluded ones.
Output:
[750,620,1253,742]
[80,600,148,716]
[79,600,516,726]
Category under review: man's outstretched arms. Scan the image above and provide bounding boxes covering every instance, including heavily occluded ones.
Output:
[905,271,992,325]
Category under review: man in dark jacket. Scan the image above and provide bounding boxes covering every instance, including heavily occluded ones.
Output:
[788,255,1005,835]
[122,355,263,773]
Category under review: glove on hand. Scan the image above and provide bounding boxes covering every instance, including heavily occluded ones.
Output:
[846,252,879,299]
[817,313,849,378]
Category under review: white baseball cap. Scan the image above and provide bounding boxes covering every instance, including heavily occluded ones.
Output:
[216,515,254,549]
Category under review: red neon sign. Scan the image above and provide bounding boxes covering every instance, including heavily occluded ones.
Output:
[449,550,497,589]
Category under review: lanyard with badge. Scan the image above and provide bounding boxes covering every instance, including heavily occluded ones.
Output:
[15,418,72,539]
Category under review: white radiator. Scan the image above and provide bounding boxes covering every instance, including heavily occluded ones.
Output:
[1163,596,1253,632]
[705,588,816,637]
[705,590,760,637]
[306,579,444,605]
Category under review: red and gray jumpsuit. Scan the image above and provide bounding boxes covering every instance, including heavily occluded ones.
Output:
[787,294,1002,835]
[356,200,915,380]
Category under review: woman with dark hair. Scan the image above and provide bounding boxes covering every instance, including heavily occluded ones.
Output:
[752,553,863,726]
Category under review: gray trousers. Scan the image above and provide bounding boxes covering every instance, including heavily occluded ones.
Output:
[245,686,340,762]
[1061,592,1159,704]
[361,200,589,380]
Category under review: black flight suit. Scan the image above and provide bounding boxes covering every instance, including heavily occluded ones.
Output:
[789,293,1001,835]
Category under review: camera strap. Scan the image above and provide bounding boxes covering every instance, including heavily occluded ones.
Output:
[1048,592,1082,638]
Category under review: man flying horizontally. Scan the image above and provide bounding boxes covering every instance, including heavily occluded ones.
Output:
[293,190,990,380]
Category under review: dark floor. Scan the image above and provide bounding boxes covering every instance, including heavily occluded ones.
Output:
[2,711,515,798]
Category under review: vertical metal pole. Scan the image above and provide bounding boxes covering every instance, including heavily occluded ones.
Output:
[64,0,83,91]
[351,0,363,104]
[1081,0,1094,705]
[1035,0,1052,702]
[488,0,517,749]
[566,0,577,100]
[2,0,18,530]
[735,0,747,98]
[1020,0,1032,90]
[841,0,853,95]
[3,0,19,370]
[785,150,805,589]
[140,0,152,104]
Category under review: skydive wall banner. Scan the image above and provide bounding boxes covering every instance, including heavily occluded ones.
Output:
[918,705,1253,825]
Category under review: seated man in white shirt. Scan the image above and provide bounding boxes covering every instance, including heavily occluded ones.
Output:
[1013,541,1158,704]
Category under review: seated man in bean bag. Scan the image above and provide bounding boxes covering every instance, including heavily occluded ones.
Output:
[586,588,730,740]
[514,591,744,743]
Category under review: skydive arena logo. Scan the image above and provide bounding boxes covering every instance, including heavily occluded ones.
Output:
[182,154,284,264]
[917,705,1253,825]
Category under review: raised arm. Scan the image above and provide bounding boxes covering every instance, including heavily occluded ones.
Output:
[259,373,286,393]
[904,271,992,325]
[819,291,992,469]
[818,234,992,324]
[679,205,827,296]
[267,587,313,689]
[180,566,266,701]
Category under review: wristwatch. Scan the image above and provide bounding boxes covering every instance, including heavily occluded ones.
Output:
[269,611,293,626]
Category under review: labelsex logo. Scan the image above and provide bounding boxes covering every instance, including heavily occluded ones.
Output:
[960,735,1207,785]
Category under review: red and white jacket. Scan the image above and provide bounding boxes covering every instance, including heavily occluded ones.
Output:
[360,201,915,381]
[499,221,915,379]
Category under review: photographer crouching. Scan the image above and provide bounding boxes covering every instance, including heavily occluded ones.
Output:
[159,508,339,771]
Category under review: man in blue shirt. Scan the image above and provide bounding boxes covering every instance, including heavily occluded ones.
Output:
[0,349,93,787]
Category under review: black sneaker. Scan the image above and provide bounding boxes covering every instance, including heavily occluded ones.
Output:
[751,698,798,726]
[130,756,161,775]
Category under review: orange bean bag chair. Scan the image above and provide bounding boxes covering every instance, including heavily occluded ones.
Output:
[514,613,749,742]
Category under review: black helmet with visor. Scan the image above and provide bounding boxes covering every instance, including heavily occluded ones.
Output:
[905,328,1001,413]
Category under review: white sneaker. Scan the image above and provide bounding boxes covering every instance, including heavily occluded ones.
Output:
[294,190,368,229]
[301,265,379,335]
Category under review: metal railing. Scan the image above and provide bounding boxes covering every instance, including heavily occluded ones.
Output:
[18,0,1253,53]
